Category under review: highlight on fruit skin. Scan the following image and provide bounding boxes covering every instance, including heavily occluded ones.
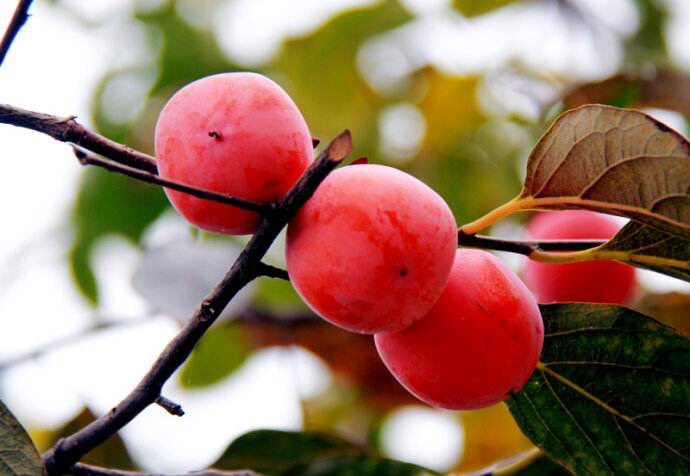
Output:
[375,249,544,410]
[285,163,458,335]
[154,72,313,235]
[522,210,637,304]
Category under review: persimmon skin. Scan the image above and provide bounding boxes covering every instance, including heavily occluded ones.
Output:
[285,164,457,334]
[523,211,636,304]
[375,249,543,410]
[154,72,313,235]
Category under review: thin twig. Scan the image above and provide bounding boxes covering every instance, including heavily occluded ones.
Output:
[155,396,185,417]
[73,147,269,214]
[254,262,290,280]
[458,229,604,256]
[0,103,158,173]
[0,0,34,68]
[70,463,258,476]
[42,130,352,476]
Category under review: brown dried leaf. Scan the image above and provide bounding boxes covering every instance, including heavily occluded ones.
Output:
[521,105,690,237]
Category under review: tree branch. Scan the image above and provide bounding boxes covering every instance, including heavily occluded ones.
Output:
[254,262,290,280]
[0,0,33,68]
[155,395,185,417]
[42,130,352,476]
[72,147,269,214]
[69,463,258,476]
[458,229,605,256]
[0,103,158,173]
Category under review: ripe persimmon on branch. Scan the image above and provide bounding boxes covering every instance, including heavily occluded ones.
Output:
[0,102,606,258]
[3,2,689,476]
[41,130,353,475]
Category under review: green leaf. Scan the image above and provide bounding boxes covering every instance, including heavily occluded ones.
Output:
[273,0,410,153]
[179,324,252,388]
[515,454,571,475]
[508,304,690,475]
[70,168,168,302]
[283,456,438,476]
[136,3,243,96]
[630,0,668,63]
[213,430,365,474]
[0,400,44,476]
[452,0,516,17]
[69,242,99,304]
[252,277,308,312]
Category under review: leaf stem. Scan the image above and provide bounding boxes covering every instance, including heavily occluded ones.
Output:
[531,248,690,270]
[459,196,531,235]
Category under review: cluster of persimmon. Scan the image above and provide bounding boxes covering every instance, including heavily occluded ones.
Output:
[154,72,635,410]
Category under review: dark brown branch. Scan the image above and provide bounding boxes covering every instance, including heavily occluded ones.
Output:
[458,229,605,256]
[0,0,33,68]
[73,147,269,214]
[155,396,184,417]
[70,463,258,476]
[254,262,290,280]
[42,130,352,476]
[0,103,158,173]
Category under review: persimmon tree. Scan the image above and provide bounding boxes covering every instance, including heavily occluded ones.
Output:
[0,1,688,475]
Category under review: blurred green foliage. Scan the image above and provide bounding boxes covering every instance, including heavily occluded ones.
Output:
[214,429,365,474]
[275,0,410,149]
[179,323,252,388]
[452,0,516,17]
[70,169,168,302]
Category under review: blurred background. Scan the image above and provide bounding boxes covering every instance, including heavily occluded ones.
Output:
[1,0,689,473]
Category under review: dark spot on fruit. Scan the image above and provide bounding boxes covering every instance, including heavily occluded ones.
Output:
[208,131,223,140]
[264,178,280,190]
[399,268,409,277]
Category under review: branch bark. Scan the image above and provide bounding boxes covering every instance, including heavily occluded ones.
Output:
[0,103,158,173]
[457,229,605,256]
[72,147,269,214]
[41,130,352,476]
[0,0,33,68]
